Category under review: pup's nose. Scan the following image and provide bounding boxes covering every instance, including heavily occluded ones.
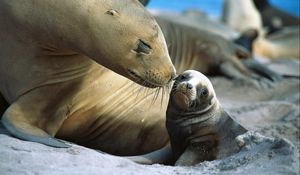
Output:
[171,72,177,80]
[186,83,193,89]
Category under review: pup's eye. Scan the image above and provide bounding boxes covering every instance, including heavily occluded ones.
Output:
[201,88,209,96]
[133,39,152,54]
[106,9,119,16]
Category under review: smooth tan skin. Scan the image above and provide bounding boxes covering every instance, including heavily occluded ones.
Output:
[222,0,300,60]
[166,70,247,166]
[254,27,300,59]
[0,0,175,154]
[222,0,262,33]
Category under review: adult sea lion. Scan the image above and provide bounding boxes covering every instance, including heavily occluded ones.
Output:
[0,0,175,151]
[253,0,300,34]
[222,0,300,60]
[139,1,280,79]
[222,0,262,33]
[155,12,238,41]
[155,17,280,81]
[166,70,247,166]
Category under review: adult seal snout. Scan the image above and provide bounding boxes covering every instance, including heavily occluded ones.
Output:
[166,70,247,166]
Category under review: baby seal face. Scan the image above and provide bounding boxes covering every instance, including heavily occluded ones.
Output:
[171,70,216,112]
[167,70,247,166]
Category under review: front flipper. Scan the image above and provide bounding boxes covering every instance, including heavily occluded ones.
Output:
[219,57,257,80]
[175,142,215,166]
[2,103,70,148]
[126,144,173,165]
[242,59,282,82]
[219,44,282,87]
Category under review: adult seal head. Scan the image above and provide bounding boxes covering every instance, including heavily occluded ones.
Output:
[0,0,176,89]
[0,0,175,148]
[166,70,247,166]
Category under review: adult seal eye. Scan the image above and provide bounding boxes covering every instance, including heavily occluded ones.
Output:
[134,39,152,54]
[201,88,209,96]
[105,9,119,16]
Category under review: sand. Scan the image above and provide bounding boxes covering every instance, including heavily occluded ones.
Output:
[0,58,299,175]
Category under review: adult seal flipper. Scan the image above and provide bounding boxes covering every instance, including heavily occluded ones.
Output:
[2,115,69,148]
[166,70,248,166]
[221,44,282,83]
[2,100,70,148]
[242,59,282,82]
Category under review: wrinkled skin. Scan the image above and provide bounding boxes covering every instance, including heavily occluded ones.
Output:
[166,70,247,166]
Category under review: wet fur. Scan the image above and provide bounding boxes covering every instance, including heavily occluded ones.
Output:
[166,70,247,166]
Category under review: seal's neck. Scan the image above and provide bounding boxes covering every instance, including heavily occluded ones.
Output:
[166,99,220,124]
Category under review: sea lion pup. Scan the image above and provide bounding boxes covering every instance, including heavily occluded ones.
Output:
[253,0,300,34]
[0,0,175,149]
[166,70,247,166]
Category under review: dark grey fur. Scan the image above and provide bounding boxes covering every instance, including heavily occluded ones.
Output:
[166,71,247,166]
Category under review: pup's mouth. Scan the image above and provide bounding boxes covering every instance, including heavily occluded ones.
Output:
[172,83,194,104]
[128,69,161,88]
[173,83,192,98]
[172,90,191,111]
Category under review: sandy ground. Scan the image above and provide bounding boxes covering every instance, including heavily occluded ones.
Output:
[0,59,299,175]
